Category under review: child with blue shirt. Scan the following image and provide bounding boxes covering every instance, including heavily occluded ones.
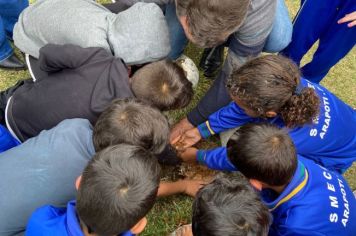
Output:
[227,123,356,235]
[170,173,271,236]
[174,55,356,173]
[26,144,160,236]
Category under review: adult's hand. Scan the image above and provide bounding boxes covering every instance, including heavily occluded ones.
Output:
[174,128,202,149]
[338,11,356,27]
[170,117,194,143]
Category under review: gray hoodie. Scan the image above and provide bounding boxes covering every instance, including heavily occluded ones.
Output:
[13,0,170,65]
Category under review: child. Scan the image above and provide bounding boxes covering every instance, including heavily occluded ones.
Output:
[227,123,356,235]
[13,0,170,65]
[0,124,19,152]
[0,98,199,235]
[171,173,271,236]
[1,44,193,142]
[26,144,161,236]
[175,55,356,173]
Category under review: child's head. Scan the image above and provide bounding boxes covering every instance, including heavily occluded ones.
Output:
[176,0,250,47]
[76,144,160,235]
[192,173,270,236]
[226,55,319,128]
[131,59,194,111]
[227,123,298,187]
[93,98,169,153]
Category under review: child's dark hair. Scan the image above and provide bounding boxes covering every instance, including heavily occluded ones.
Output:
[131,59,194,111]
[227,123,298,186]
[93,98,169,153]
[192,173,270,236]
[226,55,319,128]
[176,0,250,48]
[77,144,160,235]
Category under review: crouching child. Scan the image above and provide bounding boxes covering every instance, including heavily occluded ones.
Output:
[26,144,161,236]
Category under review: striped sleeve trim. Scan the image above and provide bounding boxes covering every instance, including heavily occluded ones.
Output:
[197,121,215,139]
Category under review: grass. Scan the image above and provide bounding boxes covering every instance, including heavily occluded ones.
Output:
[0,0,355,235]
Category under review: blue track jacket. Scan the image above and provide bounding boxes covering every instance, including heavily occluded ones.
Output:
[265,156,356,236]
[197,78,356,172]
[0,124,19,153]
[26,201,134,236]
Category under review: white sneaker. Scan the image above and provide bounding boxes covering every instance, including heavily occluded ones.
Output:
[176,55,199,88]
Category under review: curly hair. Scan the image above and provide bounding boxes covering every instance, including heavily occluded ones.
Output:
[226,55,319,128]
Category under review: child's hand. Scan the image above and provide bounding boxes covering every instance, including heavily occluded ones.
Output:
[338,11,356,27]
[178,147,198,163]
[182,179,207,197]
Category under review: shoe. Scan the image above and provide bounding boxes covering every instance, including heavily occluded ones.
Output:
[199,45,224,79]
[176,54,199,88]
[0,54,26,70]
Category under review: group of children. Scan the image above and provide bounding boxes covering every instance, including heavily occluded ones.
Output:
[0,0,355,236]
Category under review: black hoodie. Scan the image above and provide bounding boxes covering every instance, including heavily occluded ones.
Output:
[6,44,133,141]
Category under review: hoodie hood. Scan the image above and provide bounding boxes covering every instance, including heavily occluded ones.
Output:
[107,2,171,65]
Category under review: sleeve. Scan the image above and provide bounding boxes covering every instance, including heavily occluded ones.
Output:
[197,102,253,138]
[197,147,237,171]
[228,0,276,57]
[187,48,249,126]
[38,44,112,72]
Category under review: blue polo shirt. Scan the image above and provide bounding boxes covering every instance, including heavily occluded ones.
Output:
[0,124,19,153]
[197,78,356,173]
[26,201,134,236]
[265,156,356,235]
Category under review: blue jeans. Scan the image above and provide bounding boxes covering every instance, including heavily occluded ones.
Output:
[281,0,356,83]
[0,0,29,61]
[165,0,292,59]
[263,0,292,53]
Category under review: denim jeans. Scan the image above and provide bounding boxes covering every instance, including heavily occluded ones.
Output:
[263,0,292,52]
[0,0,29,61]
[165,0,292,59]
[165,2,188,60]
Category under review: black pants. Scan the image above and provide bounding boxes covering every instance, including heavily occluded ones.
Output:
[0,80,26,125]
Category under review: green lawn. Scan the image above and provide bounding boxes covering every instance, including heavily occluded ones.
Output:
[0,0,355,235]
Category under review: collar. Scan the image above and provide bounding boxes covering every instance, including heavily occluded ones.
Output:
[262,161,308,211]
[66,201,135,236]
[66,201,85,236]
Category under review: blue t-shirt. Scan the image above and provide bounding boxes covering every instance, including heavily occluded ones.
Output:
[0,124,19,153]
[197,78,356,172]
[26,201,134,236]
[265,156,356,236]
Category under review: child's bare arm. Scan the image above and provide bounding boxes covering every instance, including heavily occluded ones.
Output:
[158,179,206,197]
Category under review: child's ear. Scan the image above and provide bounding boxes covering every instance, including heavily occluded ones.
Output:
[265,111,277,118]
[75,175,82,190]
[249,179,263,191]
[130,217,147,235]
